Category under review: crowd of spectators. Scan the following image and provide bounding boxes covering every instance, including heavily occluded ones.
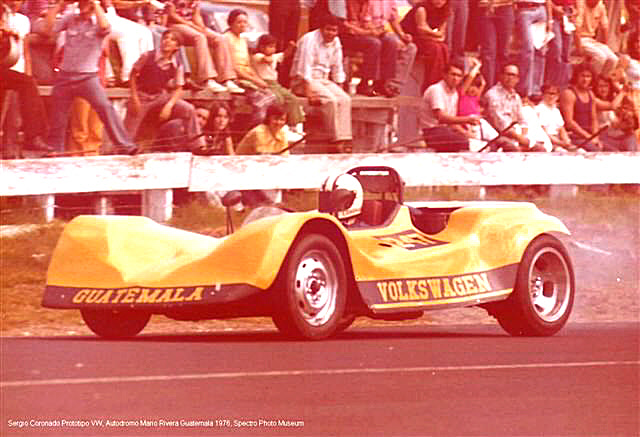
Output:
[1,0,638,159]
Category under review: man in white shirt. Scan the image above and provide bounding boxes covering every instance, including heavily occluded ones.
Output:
[290,14,352,148]
[419,62,479,152]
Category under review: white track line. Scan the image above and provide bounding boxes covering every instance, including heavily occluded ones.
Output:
[571,240,613,256]
[2,361,637,388]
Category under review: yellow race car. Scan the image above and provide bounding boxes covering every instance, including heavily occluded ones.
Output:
[43,166,574,340]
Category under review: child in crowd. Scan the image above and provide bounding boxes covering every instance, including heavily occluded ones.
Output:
[251,34,305,130]
[455,59,502,152]
[535,83,575,152]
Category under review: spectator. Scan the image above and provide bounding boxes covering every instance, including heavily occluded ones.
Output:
[39,0,137,155]
[535,83,575,151]
[546,0,576,88]
[192,101,234,155]
[268,0,300,87]
[307,0,347,32]
[236,103,288,206]
[225,9,277,128]
[446,0,468,65]
[617,30,639,140]
[0,0,50,155]
[574,0,618,76]
[340,0,399,97]
[559,62,602,150]
[592,74,623,126]
[513,0,551,99]
[476,0,514,88]
[68,98,103,155]
[67,42,110,156]
[399,0,450,92]
[165,0,243,93]
[290,14,353,150]
[101,0,153,85]
[236,102,288,155]
[599,96,638,151]
[419,62,479,152]
[367,0,417,94]
[455,58,502,152]
[485,64,546,151]
[124,29,204,152]
[252,34,305,129]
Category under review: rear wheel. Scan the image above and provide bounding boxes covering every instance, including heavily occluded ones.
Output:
[81,309,150,339]
[272,234,347,340]
[494,235,574,336]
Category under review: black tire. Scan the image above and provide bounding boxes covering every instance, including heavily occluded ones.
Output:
[272,234,347,340]
[494,235,574,336]
[81,309,150,339]
[335,314,357,334]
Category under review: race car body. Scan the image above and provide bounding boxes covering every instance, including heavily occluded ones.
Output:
[43,166,575,339]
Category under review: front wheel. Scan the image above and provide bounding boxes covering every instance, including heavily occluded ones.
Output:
[272,234,347,340]
[494,235,574,336]
[81,309,150,339]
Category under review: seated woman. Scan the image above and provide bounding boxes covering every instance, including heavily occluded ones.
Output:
[192,102,235,155]
[399,0,449,92]
[124,29,205,152]
[225,8,277,128]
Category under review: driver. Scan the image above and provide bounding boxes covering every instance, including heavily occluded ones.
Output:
[319,173,363,225]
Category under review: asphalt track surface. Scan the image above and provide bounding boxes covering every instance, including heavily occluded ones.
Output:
[1,322,638,436]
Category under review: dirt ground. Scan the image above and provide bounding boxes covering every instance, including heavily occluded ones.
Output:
[1,190,638,337]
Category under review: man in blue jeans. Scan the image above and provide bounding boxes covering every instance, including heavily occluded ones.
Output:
[39,0,137,155]
[477,0,515,88]
[545,0,575,88]
[514,0,551,98]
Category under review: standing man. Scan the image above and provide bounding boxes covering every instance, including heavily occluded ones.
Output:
[476,0,515,88]
[39,0,137,155]
[513,0,551,98]
[485,64,542,151]
[446,0,469,65]
[545,0,576,88]
[419,62,479,152]
[290,14,352,150]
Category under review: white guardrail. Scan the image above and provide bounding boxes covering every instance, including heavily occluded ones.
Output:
[2,152,639,222]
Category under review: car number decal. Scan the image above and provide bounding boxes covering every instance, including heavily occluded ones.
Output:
[374,230,448,250]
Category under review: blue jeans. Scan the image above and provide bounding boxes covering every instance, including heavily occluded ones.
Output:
[47,72,135,152]
[515,5,547,97]
[545,15,572,88]
[446,0,469,65]
[339,33,383,80]
[477,5,515,88]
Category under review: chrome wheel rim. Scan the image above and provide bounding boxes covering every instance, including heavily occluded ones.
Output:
[528,247,571,322]
[293,250,338,327]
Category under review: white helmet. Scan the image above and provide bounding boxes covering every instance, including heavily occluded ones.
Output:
[320,173,363,220]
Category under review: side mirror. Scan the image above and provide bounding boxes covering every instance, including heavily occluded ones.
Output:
[221,191,243,235]
[222,191,243,208]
